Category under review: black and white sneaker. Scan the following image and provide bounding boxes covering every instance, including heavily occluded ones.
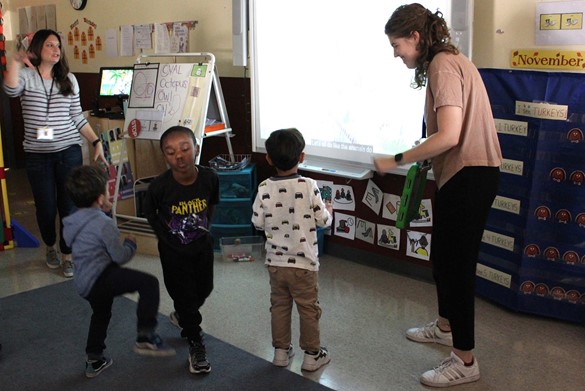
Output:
[189,339,211,374]
[301,347,331,371]
[85,356,113,378]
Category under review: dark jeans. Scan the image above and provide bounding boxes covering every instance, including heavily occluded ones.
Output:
[25,145,82,254]
[158,235,214,341]
[85,264,160,357]
[431,166,500,351]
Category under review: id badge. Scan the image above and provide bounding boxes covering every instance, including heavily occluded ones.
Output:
[37,127,54,140]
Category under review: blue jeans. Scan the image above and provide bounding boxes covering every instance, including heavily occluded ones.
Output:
[25,145,82,254]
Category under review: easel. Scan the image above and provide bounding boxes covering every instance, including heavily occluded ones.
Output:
[112,52,234,239]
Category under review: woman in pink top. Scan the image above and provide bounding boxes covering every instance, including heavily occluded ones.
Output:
[374,3,502,388]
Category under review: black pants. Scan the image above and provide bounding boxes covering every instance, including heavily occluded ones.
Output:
[85,264,160,357]
[158,235,214,341]
[431,166,500,351]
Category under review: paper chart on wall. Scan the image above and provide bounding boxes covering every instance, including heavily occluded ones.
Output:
[124,62,213,141]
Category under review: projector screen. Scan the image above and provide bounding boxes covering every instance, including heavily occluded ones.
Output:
[250,0,469,177]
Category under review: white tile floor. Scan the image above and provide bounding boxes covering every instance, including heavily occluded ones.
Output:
[2,168,584,390]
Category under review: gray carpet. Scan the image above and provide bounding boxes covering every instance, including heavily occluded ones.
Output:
[0,281,333,391]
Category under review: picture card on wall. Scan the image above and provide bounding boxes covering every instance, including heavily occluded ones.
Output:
[406,230,431,261]
[362,179,383,215]
[382,193,401,221]
[355,218,376,245]
[317,180,334,202]
[409,199,433,227]
[377,223,400,250]
[332,184,355,211]
[333,212,356,240]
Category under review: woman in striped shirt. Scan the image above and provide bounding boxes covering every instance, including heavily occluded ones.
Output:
[4,29,107,278]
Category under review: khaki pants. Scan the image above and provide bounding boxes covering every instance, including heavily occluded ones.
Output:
[268,266,322,352]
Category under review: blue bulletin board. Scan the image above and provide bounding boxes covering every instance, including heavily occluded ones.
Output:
[477,69,585,324]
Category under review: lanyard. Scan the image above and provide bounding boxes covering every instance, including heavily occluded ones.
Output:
[36,67,55,126]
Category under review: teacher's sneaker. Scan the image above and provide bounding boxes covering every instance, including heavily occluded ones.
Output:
[301,347,330,371]
[46,249,61,269]
[273,345,294,367]
[85,356,113,378]
[63,260,74,278]
[134,334,176,357]
[420,352,480,387]
[406,320,453,346]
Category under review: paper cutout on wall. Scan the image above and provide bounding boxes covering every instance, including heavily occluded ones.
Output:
[332,184,355,211]
[376,223,400,250]
[362,179,382,215]
[406,230,431,261]
[355,218,375,244]
[333,212,355,240]
[409,199,433,227]
[382,193,401,221]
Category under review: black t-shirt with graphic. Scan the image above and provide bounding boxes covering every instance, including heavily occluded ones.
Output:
[144,166,219,246]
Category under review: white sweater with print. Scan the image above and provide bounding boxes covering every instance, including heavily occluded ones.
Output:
[251,174,332,271]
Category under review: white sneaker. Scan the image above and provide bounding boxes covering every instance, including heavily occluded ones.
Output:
[406,320,453,346]
[272,345,294,367]
[301,347,330,371]
[420,352,480,387]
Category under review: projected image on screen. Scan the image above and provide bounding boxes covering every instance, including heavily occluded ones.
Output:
[250,0,453,170]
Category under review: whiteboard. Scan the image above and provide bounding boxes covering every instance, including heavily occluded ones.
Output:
[249,0,472,176]
[124,62,213,142]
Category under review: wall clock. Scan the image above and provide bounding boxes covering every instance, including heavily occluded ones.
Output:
[70,0,87,11]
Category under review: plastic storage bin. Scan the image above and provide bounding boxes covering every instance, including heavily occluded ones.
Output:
[211,224,255,250]
[220,236,264,262]
[216,164,256,199]
[212,199,253,225]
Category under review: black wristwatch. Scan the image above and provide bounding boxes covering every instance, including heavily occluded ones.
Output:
[92,139,101,147]
[394,153,403,163]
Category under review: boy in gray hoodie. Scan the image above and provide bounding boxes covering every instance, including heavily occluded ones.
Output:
[63,165,175,379]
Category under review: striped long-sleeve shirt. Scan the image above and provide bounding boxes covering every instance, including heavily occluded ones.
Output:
[3,67,88,153]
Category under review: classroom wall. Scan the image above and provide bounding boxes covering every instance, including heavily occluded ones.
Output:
[2,0,243,77]
[473,0,585,69]
[5,1,585,75]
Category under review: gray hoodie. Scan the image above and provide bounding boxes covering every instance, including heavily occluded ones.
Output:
[63,207,137,298]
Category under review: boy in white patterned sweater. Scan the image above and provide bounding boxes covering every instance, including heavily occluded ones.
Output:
[252,128,333,371]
